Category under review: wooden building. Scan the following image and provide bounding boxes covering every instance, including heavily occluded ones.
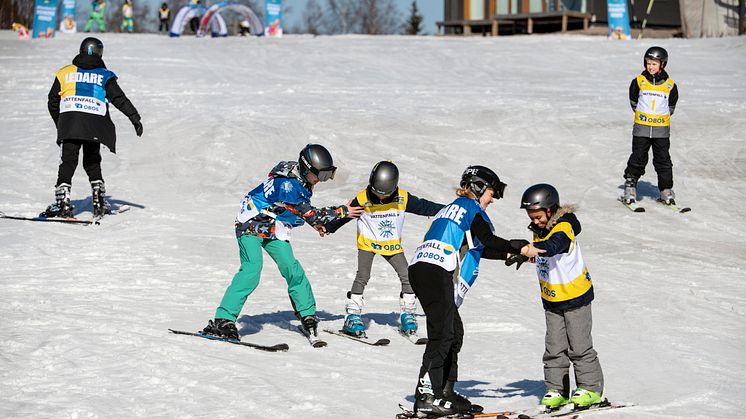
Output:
[438,0,592,35]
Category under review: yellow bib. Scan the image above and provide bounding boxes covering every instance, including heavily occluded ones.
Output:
[356,188,409,255]
[634,74,675,127]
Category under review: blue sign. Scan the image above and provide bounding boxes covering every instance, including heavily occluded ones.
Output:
[60,0,77,33]
[33,0,59,38]
[265,0,282,37]
[607,0,631,39]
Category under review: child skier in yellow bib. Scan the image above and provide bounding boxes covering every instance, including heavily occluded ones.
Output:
[323,161,444,338]
[520,184,605,410]
[622,46,680,205]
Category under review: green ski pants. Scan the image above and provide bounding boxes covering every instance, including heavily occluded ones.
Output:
[215,235,316,321]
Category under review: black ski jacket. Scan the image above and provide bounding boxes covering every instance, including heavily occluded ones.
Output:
[48,54,140,153]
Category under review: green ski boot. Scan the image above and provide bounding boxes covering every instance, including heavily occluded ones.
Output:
[541,390,570,409]
[570,388,604,408]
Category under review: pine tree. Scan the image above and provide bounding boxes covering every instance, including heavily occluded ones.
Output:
[404,0,423,35]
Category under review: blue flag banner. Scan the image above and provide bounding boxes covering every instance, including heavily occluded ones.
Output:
[607,0,631,39]
[265,0,282,37]
[60,0,77,33]
[33,0,59,38]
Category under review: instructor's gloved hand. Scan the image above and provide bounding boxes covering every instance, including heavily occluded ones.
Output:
[509,239,530,252]
[130,113,143,137]
[505,253,529,270]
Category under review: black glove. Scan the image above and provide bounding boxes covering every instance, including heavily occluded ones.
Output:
[129,114,143,137]
[509,239,530,252]
[505,253,529,270]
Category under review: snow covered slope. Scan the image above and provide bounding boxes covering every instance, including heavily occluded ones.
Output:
[1,32,744,418]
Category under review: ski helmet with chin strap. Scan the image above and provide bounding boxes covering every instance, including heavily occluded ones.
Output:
[298,144,337,182]
[79,37,104,57]
[644,46,668,69]
[369,161,399,198]
[460,165,506,199]
[520,183,560,214]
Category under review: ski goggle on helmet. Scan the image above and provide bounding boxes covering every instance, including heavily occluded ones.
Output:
[298,144,337,182]
[460,165,506,199]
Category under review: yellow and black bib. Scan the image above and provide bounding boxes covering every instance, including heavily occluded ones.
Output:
[533,221,592,303]
[634,74,675,127]
[55,64,115,117]
[356,188,409,255]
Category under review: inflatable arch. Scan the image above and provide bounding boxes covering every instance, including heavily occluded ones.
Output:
[198,2,264,38]
[169,4,208,37]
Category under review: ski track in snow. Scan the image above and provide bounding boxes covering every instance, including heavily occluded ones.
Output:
[1,32,745,418]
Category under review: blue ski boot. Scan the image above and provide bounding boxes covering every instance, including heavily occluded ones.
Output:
[399,293,418,335]
[342,292,366,337]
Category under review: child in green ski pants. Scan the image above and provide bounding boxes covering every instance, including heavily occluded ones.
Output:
[203,144,363,341]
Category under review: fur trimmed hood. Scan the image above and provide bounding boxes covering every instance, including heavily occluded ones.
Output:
[529,204,581,238]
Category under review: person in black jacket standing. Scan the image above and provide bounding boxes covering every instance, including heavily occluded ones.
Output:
[43,37,142,218]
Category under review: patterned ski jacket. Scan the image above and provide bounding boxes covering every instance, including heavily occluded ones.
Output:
[528,205,594,312]
[234,161,348,240]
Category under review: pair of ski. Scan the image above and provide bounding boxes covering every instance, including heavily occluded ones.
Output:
[169,325,426,352]
[0,205,131,226]
[618,197,690,213]
[397,400,630,419]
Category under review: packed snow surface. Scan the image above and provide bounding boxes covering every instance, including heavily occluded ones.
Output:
[1,32,745,418]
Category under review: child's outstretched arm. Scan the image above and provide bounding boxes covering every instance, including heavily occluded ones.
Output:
[470,214,531,259]
[284,200,363,227]
[323,196,361,234]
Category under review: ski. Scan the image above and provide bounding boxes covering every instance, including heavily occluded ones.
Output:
[617,197,645,213]
[657,200,691,213]
[400,330,428,345]
[92,204,131,222]
[529,401,631,419]
[323,329,390,346]
[0,211,99,225]
[396,403,481,419]
[297,325,327,348]
[168,329,289,352]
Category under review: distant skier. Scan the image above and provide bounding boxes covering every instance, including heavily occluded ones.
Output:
[519,184,605,410]
[322,161,444,338]
[43,37,143,218]
[158,2,170,33]
[202,144,364,342]
[83,0,106,33]
[622,46,680,205]
[407,166,536,417]
[121,0,134,33]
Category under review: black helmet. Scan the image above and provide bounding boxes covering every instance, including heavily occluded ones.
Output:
[298,144,337,182]
[520,184,560,212]
[644,46,668,69]
[369,161,399,198]
[80,37,104,57]
[460,165,506,199]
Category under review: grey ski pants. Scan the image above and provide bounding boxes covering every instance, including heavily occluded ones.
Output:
[350,249,413,295]
[543,303,604,395]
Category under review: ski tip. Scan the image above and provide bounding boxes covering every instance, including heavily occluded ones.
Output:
[272,343,291,351]
[312,340,328,348]
[374,339,391,346]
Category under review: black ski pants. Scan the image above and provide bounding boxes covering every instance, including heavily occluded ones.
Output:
[159,20,169,32]
[623,136,673,191]
[410,262,464,398]
[56,140,103,187]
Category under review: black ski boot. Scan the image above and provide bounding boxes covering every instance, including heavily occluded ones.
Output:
[414,394,464,418]
[40,183,74,218]
[202,318,240,340]
[443,380,483,414]
[91,180,111,217]
[301,315,319,337]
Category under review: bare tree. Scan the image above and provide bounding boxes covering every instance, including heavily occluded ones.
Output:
[301,0,325,35]
[0,0,35,28]
[359,0,401,35]
[326,0,360,34]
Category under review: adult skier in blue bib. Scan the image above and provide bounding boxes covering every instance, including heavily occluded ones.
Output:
[408,166,541,417]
